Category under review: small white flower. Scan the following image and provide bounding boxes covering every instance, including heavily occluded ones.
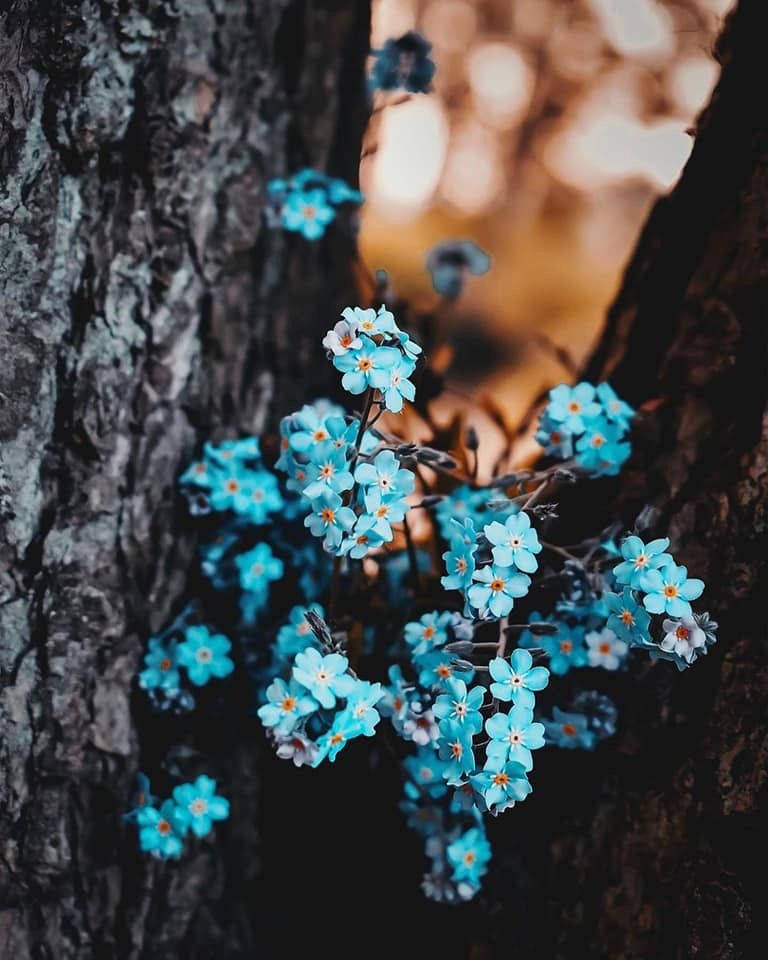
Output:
[586,627,628,670]
[322,319,362,356]
[660,616,706,663]
[402,705,439,746]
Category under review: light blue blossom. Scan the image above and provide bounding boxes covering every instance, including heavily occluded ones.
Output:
[124,772,156,823]
[613,536,673,588]
[575,418,631,475]
[542,707,595,749]
[404,610,453,656]
[597,382,635,431]
[535,414,574,459]
[468,563,530,618]
[433,678,484,733]
[257,677,318,734]
[639,562,705,617]
[341,514,388,558]
[137,800,184,859]
[292,647,356,709]
[208,464,252,513]
[364,487,410,539]
[437,719,476,784]
[488,648,549,708]
[333,335,401,394]
[139,638,181,692]
[416,650,474,692]
[313,708,365,764]
[484,512,541,573]
[204,437,261,466]
[304,488,357,551]
[585,627,628,670]
[345,679,385,736]
[303,442,354,499]
[605,588,652,646]
[546,382,602,433]
[282,187,335,240]
[275,604,324,659]
[441,518,478,592]
[447,826,491,885]
[539,624,588,675]
[381,354,417,413]
[470,761,531,812]
[235,543,284,593]
[171,775,230,838]
[177,626,234,686]
[341,304,396,337]
[484,705,545,772]
[403,748,449,799]
[354,449,414,508]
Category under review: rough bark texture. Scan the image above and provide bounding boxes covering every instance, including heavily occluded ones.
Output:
[481,2,768,957]
[0,1,368,956]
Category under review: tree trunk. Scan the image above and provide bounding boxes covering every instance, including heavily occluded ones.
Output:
[0,1,369,957]
[484,2,768,957]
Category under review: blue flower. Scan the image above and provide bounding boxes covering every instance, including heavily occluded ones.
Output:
[303,488,357,551]
[425,240,491,300]
[382,354,417,413]
[282,187,335,240]
[137,800,184,859]
[171,775,230,838]
[326,177,364,206]
[177,626,234,686]
[468,563,531,618]
[204,437,261,465]
[546,382,602,434]
[535,414,574,459]
[404,610,454,656]
[483,512,541,573]
[613,535,673,588]
[488,648,549,708]
[258,677,318,733]
[370,31,436,93]
[605,588,652,646]
[341,304,396,337]
[539,624,588,675]
[575,417,631,475]
[341,514,388,558]
[403,748,450,799]
[355,449,414,508]
[433,678,485,733]
[332,335,401,394]
[441,518,478,592]
[437,719,476,784]
[470,761,531,812]
[139,637,181,692]
[208,464,252,513]
[416,650,474,692]
[484,705,545,772]
[585,627,628,670]
[303,442,354,499]
[179,459,213,489]
[275,604,324,660]
[542,707,595,749]
[313,708,365,764]
[345,679,385,736]
[379,664,413,722]
[364,487,410,540]
[447,826,491,884]
[292,647,356,708]
[236,469,284,523]
[639,562,705,617]
[235,543,284,593]
[597,382,635,431]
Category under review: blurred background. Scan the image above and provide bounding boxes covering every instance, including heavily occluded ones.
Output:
[360,0,733,467]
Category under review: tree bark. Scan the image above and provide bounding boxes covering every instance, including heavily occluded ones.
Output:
[482,2,768,957]
[0,1,369,957]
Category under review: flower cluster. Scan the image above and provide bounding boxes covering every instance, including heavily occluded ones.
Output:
[370,31,436,93]
[266,168,363,240]
[442,510,542,620]
[126,774,229,860]
[536,381,634,476]
[605,536,715,669]
[258,642,383,766]
[139,622,234,708]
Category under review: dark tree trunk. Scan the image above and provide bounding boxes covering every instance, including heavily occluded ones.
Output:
[0,1,369,957]
[483,2,768,957]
